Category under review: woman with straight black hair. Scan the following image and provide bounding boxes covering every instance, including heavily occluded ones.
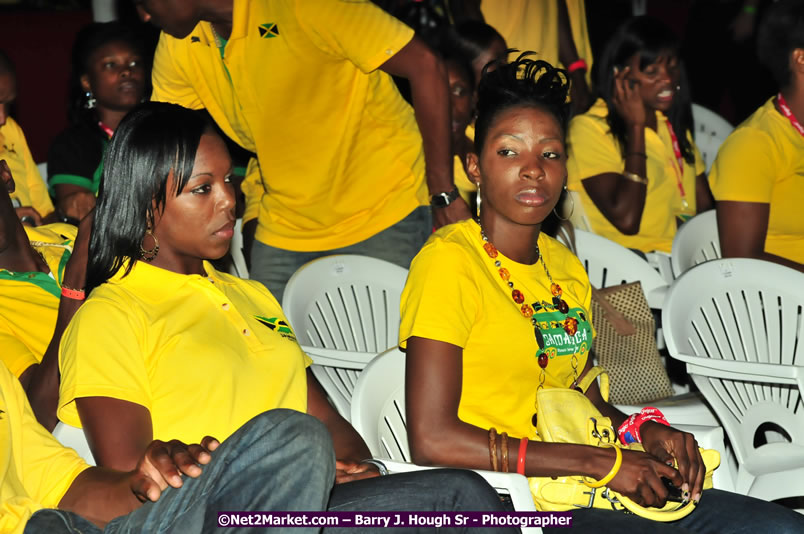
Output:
[566,16,713,254]
[400,52,804,533]
[48,21,148,223]
[59,101,514,532]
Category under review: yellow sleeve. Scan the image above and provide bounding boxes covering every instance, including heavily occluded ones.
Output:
[0,328,38,379]
[0,363,89,511]
[295,0,414,73]
[241,157,263,225]
[58,296,152,427]
[709,127,775,204]
[399,239,480,349]
[17,125,54,218]
[151,33,205,109]
[567,113,623,181]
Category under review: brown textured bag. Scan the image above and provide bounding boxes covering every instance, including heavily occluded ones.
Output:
[591,282,674,405]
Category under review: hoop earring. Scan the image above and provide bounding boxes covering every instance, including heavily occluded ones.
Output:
[552,186,574,221]
[140,226,159,261]
[475,183,481,219]
[85,91,96,110]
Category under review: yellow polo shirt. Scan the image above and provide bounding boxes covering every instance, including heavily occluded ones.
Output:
[709,98,804,264]
[151,0,428,252]
[399,219,594,440]
[0,224,75,378]
[1,118,54,219]
[58,261,312,445]
[1,362,89,534]
[567,99,705,253]
[481,0,593,84]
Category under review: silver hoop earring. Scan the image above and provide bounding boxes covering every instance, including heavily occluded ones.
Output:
[85,91,96,110]
[475,183,481,220]
[552,186,574,221]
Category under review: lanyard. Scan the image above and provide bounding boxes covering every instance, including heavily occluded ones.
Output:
[664,120,689,210]
[98,121,114,139]
[777,93,804,137]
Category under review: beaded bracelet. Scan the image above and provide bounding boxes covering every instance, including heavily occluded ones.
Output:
[583,443,622,488]
[517,437,528,475]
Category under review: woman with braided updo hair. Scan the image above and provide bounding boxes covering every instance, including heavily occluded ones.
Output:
[399,53,804,532]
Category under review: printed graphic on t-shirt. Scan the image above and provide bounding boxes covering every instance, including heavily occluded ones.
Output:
[532,306,592,360]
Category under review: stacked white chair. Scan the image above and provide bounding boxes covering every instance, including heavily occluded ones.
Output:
[228,218,249,279]
[282,255,408,421]
[663,258,804,500]
[670,210,721,279]
[691,103,733,173]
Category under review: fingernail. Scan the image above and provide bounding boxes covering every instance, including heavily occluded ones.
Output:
[682,490,690,500]
[682,483,689,493]
[693,493,701,503]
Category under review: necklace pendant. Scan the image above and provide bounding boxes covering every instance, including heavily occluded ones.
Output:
[681,198,689,209]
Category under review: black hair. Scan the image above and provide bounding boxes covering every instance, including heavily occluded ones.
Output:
[68,21,148,125]
[454,20,506,68]
[0,50,15,78]
[474,52,571,156]
[434,26,476,92]
[596,16,695,164]
[757,0,804,88]
[86,102,213,293]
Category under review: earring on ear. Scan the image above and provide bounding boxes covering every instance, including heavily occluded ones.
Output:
[552,185,574,221]
[140,222,159,261]
[475,183,481,220]
[85,91,96,110]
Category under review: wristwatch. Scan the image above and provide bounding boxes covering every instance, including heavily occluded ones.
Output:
[430,188,460,208]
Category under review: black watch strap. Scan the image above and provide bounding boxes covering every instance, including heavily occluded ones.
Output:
[430,188,460,208]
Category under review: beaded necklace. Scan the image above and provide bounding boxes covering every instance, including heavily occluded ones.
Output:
[480,228,580,390]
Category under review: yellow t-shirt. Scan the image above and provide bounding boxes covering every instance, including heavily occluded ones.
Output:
[567,99,705,253]
[399,219,594,440]
[1,118,54,219]
[709,98,804,264]
[58,261,312,445]
[481,0,593,84]
[1,362,89,534]
[151,0,427,252]
[0,224,76,378]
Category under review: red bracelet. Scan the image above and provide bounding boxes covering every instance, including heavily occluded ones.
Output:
[61,286,86,301]
[617,407,669,445]
[517,437,528,475]
[567,59,588,73]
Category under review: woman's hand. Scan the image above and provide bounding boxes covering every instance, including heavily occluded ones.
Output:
[130,436,219,502]
[640,422,705,502]
[612,66,646,129]
[334,460,380,484]
[60,190,96,222]
[607,447,684,507]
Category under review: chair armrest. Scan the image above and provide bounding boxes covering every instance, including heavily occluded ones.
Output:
[670,354,802,382]
[300,345,381,369]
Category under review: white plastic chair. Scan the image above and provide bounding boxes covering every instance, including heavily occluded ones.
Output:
[351,347,541,531]
[663,258,804,501]
[691,103,733,173]
[282,255,408,420]
[670,210,721,279]
[228,218,249,279]
[53,422,95,465]
[36,161,47,182]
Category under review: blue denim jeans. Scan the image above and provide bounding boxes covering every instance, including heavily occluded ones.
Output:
[545,489,804,533]
[250,206,432,303]
[24,409,513,534]
[25,410,335,534]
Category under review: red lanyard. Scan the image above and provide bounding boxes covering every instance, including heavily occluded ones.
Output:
[777,93,804,137]
[98,121,114,139]
[664,119,688,209]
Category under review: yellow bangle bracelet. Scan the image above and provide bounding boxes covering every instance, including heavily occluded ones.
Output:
[584,443,623,488]
[622,171,648,185]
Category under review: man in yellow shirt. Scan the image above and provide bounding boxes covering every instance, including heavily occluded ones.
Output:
[0,359,339,534]
[137,0,468,301]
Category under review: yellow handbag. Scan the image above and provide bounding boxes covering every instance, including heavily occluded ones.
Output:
[527,366,720,521]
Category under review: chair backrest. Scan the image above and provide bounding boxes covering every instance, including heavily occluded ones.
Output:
[228,218,249,279]
[564,230,668,308]
[283,255,409,418]
[662,259,804,477]
[36,161,47,182]
[670,210,721,277]
[351,347,410,461]
[691,103,733,172]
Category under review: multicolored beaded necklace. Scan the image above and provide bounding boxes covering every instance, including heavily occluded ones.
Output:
[480,228,580,390]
